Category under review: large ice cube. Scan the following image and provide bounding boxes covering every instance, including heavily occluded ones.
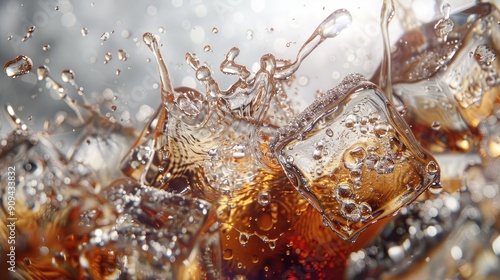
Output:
[386,3,500,152]
[80,179,221,279]
[273,74,440,240]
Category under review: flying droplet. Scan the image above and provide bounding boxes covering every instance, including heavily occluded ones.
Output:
[22,26,36,42]
[100,32,110,42]
[61,69,75,83]
[37,65,49,80]
[203,45,212,52]
[117,49,128,61]
[258,191,270,206]
[42,44,50,51]
[212,27,219,34]
[4,55,33,78]
[81,27,89,37]
[104,52,112,64]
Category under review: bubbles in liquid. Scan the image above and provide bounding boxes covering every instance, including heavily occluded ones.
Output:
[258,191,270,206]
[117,49,128,61]
[239,232,249,246]
[223,249,234,260]
[474,44,496,66]
[4,55,33,78]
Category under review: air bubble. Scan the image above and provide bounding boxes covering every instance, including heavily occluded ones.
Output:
[239,232,249,246]
[258,191,270,206]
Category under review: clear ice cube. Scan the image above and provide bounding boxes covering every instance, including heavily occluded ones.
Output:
[273,74,440,240]
[80,179,221,279]
[387,3,500,152]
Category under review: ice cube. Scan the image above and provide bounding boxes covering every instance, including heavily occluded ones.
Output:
[386,3,500,152]
[80,179,221,279]
[346,191,500,280]
[273,74,440,240]
[68,110,138,188]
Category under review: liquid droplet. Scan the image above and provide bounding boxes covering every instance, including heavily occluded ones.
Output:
[104,52,112,64]
[434,3,454,41]
[81,27,89,37]
[61,69,75,83]
[22,26,36,42]
[203,45,212,52]
[37,65,49,80]
[100,32,110,42]
[117,49,128,61]
[4,55,33,78]
[42,44,50,51]
[212,27,218,34]
[274,9,352,79]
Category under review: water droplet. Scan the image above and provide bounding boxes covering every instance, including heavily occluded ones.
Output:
[100,32,110,42]
[61,69,75,83]
[42,44,50,51]
[212,27,218,34]
[22,26,36,42]
[117,49,128,61]
[4,55,33,78]
[317,9,352,39]
[37,65,49,80]
[81,27,89,37]
[246,30,253,40]
[326,128,334,137]
[104,52,112,64]
[203,45,212,52]
[434,3,454,41]
[116,69,121,76]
